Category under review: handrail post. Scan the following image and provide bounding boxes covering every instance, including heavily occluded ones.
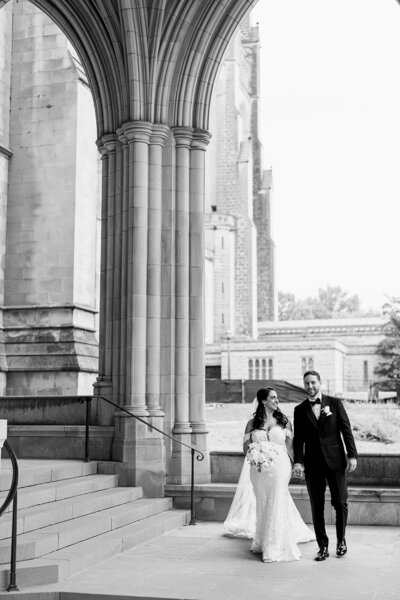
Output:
[189,448,196,525]
[7,491,19,592]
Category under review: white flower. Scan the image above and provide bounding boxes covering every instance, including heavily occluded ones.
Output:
[246,441,280,472]
[322,406,332,417]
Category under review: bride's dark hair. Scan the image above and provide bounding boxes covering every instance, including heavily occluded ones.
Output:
[253,387,288,430]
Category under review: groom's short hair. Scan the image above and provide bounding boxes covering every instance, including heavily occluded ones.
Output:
[303,370,321,381]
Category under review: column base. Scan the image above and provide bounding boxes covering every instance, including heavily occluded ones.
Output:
[93,377,115,425]
[167,431,210,485]
[112,414,165,497]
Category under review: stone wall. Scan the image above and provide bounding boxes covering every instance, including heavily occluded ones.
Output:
[1,1,99,395]
[0,1,13,394]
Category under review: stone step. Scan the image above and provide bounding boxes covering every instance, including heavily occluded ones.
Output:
[0,473,120,516]
[0,485,143,540]
[0,508,189,590]
[0,497,173,564]
[0,459,98,492]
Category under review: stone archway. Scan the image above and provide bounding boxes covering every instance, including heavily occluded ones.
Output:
[0,0,256,493]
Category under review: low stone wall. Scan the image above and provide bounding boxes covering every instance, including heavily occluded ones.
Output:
[166,483,400,526]
[210,451,400,487]
[3,425,114,460]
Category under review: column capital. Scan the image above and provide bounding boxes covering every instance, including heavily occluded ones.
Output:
[121,121,153,143]
[96,133,118,156]
[191,129,212,150]
[150,124,169,146]
[116,128,129,147]
[172,126,194,149]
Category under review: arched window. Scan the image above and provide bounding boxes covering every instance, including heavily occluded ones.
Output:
[268,358,273,379]
[262,359,267,379]
[248,359,253,380]
[301,358,307,374]
[255,359,260,379]
[308,357,314,370]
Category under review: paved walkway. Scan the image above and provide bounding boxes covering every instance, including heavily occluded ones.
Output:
[11,523,400,600]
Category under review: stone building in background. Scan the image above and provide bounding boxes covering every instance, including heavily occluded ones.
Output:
[205,17,277,344]
[0,1,100,396]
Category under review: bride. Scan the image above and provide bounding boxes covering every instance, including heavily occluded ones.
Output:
[224,387,314,562]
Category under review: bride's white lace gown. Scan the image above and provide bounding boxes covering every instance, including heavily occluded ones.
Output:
[224,426,314,562]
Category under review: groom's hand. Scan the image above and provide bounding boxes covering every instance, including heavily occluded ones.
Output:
[347,457,357,473]
[292,463,304,479]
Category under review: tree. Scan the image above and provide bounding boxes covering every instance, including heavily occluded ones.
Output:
[374,297,400,386]
[278,285,374,321]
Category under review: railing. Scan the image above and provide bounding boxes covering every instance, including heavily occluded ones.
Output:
[79,395,205,525]
[0,440,19,592]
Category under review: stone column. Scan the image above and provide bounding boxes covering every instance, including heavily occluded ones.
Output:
[168,127,193,484]
[117,130,129,404]
[123,121,152,417]
[189,130,211,457]
[147,124,169,416]
[111,122,164,496]
[94,137,115,413]
[172,126,193,437]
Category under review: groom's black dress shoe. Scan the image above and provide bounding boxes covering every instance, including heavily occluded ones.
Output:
[314,547,329,561]
[336,540,347,557]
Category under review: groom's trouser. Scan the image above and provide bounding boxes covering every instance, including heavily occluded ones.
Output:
[305,461,348,548]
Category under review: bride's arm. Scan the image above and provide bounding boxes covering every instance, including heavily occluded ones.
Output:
[285,420,294,462]
[243,418,254,454]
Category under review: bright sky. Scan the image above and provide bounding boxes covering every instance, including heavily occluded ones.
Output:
[251,0,400,311]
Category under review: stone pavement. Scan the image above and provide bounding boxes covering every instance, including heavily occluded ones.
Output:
[7,523,400,600]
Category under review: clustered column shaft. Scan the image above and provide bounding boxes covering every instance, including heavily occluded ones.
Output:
[96,122,210,450]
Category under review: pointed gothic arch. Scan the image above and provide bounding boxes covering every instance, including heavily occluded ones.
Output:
[0,0,256,492]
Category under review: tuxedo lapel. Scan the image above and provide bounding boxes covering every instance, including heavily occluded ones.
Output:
[318,395,328,430]
[304,399,318,428]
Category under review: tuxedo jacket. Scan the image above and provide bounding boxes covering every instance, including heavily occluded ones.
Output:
[293,395,358,472]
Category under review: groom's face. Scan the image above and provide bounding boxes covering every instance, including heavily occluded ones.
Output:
[303,374,321,397]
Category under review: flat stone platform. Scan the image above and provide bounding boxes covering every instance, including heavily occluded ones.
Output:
[10,523,400,600]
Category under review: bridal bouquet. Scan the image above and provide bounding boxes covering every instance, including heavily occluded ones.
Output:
[246,441,280,472]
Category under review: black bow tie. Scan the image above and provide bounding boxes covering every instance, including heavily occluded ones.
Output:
[309,398,321,405]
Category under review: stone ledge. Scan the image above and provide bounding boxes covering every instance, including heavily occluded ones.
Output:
[3,425,114,461]
[210,451,400,486]
[166,483,400,525]
[166,483,400,501]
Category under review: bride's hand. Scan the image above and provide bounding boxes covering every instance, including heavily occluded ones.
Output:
[292,463,304,479]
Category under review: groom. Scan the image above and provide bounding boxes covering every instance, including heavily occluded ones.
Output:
[293,370,358,561]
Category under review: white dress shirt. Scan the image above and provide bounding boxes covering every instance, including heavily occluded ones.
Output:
[309,392,322,420]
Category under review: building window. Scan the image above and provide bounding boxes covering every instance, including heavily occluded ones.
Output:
[308,357,314,370]
[248,359,253,380]
[221,236,224,248]
[363,360,368,384]
[301,358,307,374]
[255,359,260,379]
[262,359,266,379]
[268,358,274,379]
[221,282,224,293]
[221,312,224,324]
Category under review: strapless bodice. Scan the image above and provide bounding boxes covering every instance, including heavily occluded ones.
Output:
[252,426,289,446]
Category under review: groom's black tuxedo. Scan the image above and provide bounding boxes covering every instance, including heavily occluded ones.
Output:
[293,395,358,470]
[293,395,358,549]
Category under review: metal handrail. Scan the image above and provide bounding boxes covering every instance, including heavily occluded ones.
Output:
[81,395,205,525]
[0,440,19,592]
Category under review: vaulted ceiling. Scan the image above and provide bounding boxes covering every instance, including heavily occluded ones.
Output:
[4,0,257,137]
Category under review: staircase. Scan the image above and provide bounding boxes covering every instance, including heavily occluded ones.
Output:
[0,459,190,590]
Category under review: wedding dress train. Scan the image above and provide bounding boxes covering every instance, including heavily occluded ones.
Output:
[224,426,314,562]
